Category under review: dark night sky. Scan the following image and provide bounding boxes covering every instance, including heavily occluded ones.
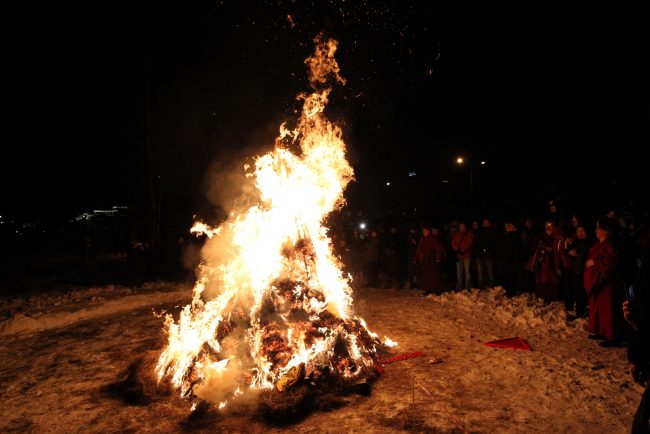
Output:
[2,1,649,224]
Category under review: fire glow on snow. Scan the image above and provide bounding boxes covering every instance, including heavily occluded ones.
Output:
[155,35,394,408]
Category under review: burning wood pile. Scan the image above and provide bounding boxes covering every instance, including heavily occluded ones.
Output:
[154,34,395,413]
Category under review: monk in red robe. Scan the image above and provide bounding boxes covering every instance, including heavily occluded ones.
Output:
[526,220,561,302]
[415,226,446,296]
[584,216,625,347]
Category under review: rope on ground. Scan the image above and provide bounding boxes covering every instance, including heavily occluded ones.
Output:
[415,381,469,434]
[380,351,426,365]
[375,351,426,376]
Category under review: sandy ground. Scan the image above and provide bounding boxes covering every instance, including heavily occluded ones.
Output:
[0,284,643,433]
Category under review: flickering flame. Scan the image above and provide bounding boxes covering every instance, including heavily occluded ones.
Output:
[156,34,385,407]
[190,221,222,239]
[384,337,398,348]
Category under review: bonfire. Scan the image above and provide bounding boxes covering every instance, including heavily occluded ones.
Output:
[155,34,394,411]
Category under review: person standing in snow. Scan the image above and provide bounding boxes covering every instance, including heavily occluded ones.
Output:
[474,218,497,289]
[526,220,561,302]
[452,222,473,291]
[564,223,593,319]
[415,225,446,296]
[495,220,523,297]
[584,216,625,347]
[405,224,420,290]
[362,229,381,288]
[623,297,649,433]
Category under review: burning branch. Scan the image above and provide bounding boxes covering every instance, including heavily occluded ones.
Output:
[155,35,393,410]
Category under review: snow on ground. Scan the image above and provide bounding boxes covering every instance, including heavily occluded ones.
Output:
[0,282,190,337]
[0,285,643,433]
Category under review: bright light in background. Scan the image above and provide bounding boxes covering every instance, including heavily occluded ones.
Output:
[442,179,449,183]
[408,171,417,177]
[481,161,486,165]
[456,157,464,164]
[359,222,367,230]
[385,181,391,186]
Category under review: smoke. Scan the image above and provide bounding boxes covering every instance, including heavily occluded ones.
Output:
[156,36,381,410]
[202,154,257,223]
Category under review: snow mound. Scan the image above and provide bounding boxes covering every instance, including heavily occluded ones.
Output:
[436,286,587,333]
[0,282,190,337]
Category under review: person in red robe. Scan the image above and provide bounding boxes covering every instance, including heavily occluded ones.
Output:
[415,226,446,296]
[584,216,625,347]
[526,220,561,302]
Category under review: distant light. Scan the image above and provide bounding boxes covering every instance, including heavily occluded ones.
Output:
[359,223,367,230]
[442,179,449,183]
[480,161,486,165]
[408,171,417,177]
[385,181,391,186]
[456,157,464,164]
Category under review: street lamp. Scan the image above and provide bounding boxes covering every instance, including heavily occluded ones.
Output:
[455,157,487,211]
[456,156,474,211]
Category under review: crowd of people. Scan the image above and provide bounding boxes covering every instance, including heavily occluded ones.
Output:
[332,201,649,432]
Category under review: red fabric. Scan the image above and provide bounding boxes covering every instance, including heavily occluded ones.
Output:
[526,233,560,284]
[451,231,474,260]
[555,234,573,270]
[415,235,446,294]
[415,235,446,264]
[373,360,385,376]
[374,352,426,376]
[526,233,561,301]
[484,337,532,350]
[584,237,624,341]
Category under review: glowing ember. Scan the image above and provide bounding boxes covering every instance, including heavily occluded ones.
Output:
[155,34,393,407]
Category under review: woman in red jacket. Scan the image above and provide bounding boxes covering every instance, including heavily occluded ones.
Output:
[452,222,474,291]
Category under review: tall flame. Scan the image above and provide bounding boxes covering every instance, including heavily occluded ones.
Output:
[156,35,389,407]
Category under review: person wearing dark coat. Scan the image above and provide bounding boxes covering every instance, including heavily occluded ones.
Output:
[362,230,381,288]
[584,216,625,346]
[405,224,420,289]
[380,226,404,289]
[474,218,498,289]
[564,224,593,318]
[415,226,446,296]
[495,220,523,297]
[626,218,650,433]
[520,218,537,293]
[623,295,649,433]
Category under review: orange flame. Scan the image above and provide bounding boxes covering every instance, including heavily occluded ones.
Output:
[156,35,393,407]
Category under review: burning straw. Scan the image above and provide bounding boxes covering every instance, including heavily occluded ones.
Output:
[155,34,394,411]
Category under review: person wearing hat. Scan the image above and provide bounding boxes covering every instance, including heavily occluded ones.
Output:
[584,216,625,347]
